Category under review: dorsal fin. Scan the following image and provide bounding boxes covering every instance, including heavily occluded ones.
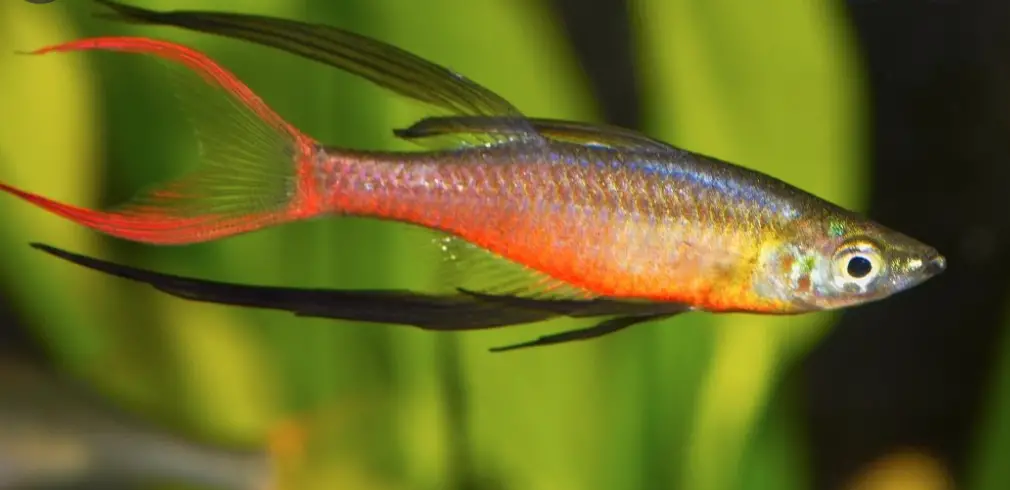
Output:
[395,115,677,152]
[95,0,546,149]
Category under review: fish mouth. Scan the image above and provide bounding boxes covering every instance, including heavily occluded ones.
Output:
[924,254,947,276]
[890,252,945,293]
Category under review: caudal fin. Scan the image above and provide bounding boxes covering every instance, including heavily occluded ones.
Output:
[1,37,327,244]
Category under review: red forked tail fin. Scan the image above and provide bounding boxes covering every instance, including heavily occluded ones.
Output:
[0,37,328,244]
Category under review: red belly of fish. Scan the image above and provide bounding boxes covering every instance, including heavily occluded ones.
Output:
[380,200,760,311]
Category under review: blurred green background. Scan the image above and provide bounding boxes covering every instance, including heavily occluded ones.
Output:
[0,1,1007,490]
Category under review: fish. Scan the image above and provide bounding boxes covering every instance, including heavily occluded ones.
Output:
[0,358,274,490]
[0,1,946,351]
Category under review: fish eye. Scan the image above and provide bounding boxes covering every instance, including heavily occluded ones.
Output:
[832,240,883,289]
[846,255,873,278]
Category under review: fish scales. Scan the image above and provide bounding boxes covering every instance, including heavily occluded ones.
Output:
[320,143,806,310]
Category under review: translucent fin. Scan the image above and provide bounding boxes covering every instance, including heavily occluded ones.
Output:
[394,116,545,150]
[435,235,599,301]
[0,36,324,245]
[95,0,545,149]
[396,116,677,152]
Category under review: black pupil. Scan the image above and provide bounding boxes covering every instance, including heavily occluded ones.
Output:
[847,256,873,278]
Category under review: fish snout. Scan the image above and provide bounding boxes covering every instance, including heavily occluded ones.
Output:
[925,254,946,276]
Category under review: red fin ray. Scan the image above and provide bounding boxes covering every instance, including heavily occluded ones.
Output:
[2,36,325,245]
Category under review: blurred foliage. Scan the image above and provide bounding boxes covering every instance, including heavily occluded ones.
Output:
[0,0,1005,490]
[967,304,1010,490]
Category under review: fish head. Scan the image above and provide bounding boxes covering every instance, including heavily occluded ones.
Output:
[761,213,945,311]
